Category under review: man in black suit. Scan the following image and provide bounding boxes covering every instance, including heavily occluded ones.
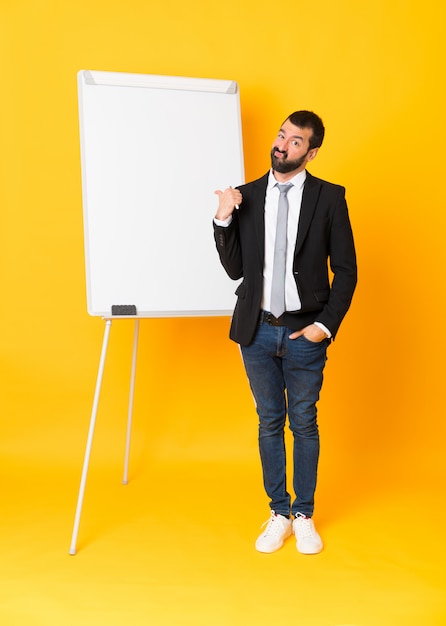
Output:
[213,110,357,554]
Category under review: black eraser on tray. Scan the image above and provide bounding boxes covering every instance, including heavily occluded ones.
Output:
[111,305,137,316]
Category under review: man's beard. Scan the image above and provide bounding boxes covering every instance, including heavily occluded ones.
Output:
[270,148,309,174]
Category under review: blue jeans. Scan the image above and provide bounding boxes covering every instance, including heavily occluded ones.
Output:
[241,318,329,517]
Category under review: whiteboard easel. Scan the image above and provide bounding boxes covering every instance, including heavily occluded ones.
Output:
[70,70,244,553]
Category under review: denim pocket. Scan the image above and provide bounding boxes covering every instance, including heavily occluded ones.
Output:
[300,334,329,346]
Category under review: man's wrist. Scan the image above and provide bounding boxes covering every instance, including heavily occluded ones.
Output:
[214,215,233,227]
[314,322,331,338]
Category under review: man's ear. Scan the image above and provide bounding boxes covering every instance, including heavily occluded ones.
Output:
[306,147,319,162]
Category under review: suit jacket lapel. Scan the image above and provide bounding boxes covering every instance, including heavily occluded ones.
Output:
[295,172,321,255]
[252,174,268,265]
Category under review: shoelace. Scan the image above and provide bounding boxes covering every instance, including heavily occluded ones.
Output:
[260,513,287,537]
[295,515,313,537]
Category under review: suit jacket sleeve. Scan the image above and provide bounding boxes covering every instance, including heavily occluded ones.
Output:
[310,184,357,337]
[213,212,244,281]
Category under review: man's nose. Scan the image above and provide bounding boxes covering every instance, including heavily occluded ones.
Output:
[275,138,287,152]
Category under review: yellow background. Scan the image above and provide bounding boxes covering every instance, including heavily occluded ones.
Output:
[1,1,445,624]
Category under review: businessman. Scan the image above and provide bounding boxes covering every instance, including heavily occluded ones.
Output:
[213,110,357,554]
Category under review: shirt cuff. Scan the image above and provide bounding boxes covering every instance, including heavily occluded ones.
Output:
[213,215,233,227]
[314,322,332,338]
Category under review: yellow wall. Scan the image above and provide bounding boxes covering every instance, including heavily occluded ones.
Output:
[1,0,445,494]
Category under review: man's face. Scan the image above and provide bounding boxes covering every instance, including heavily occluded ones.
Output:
[270,119,318,175]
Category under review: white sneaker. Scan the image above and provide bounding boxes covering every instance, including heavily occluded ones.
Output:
[255,511,292,553]
[292,514,323,554]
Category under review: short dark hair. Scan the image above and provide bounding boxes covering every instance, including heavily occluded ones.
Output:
[285,110,325,149]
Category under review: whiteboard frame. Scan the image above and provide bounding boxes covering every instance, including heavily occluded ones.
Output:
[78,70,244,318]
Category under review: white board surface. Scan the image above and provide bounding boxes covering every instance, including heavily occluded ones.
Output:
[78,70,244,317]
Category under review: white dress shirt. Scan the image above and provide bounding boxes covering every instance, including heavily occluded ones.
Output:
[261,169,305,313]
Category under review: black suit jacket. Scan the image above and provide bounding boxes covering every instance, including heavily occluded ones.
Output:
[213,171,357,346]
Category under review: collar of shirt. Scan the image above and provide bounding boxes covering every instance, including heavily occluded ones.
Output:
[267,168,307,192]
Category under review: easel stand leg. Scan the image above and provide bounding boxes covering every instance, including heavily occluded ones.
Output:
[69,319,112,555]
[123,319,139,485]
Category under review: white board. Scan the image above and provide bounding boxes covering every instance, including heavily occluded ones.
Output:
[78,70,244,317]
